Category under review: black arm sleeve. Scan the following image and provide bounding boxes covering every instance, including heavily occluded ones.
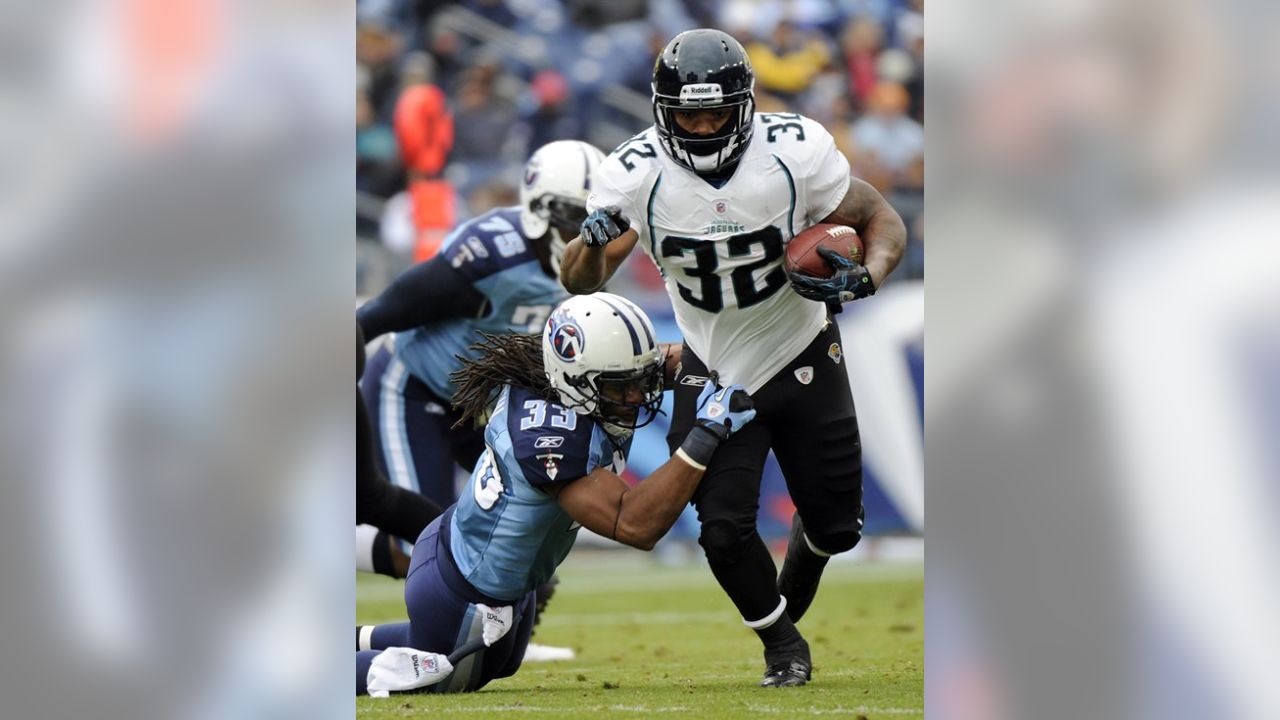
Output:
[357,255,487,340]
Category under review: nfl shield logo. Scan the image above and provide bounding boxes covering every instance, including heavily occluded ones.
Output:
[794,366,814,385]
[714,199,728,214]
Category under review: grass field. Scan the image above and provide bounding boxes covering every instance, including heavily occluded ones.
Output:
[356,548,922,719]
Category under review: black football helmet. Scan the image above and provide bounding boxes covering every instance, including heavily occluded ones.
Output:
[652,29,756,175]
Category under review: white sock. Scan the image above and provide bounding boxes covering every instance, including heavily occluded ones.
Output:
[355,524,379,573]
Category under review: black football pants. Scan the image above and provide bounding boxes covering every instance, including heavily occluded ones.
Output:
[666,320,864,622]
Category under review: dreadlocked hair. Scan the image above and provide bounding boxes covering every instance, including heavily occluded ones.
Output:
[451,332,557,429]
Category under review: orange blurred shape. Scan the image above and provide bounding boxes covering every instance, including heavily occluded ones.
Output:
[394,84,453,176]
[394,84,456,261]
[408,180,455,262]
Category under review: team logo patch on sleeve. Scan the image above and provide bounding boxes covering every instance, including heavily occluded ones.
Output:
[536,452,564,480]
[828,343,842,364]
[794,366,814,385]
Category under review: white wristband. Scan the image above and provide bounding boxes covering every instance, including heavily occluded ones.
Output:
[674,447,707,471]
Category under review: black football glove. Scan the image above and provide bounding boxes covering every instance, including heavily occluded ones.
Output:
[579,206,631,248]
[787,246,875,310]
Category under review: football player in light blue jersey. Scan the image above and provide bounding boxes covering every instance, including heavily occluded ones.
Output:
[355,293,758,695]
[357,140,605,576]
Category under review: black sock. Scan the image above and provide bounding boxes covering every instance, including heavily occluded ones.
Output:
[370,531,398,577]
[704,531,783,621]
[787,533,831,579]
[754,612,809,667]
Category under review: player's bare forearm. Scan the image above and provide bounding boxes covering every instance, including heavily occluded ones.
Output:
[559,236,608,293]
[559,229,640,294]
[659,342,682,386]
[553,458,703,551]
[613,456,706,550]
[821,176,907,287]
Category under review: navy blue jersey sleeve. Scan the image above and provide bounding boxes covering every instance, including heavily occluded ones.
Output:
[443,210,539,284]
[505,388,598,489]
[356,254,485,340]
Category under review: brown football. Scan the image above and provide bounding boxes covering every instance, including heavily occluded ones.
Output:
[784,224,863,278]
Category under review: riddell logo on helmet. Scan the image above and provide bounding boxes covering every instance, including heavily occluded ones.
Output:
[679,83,723,102]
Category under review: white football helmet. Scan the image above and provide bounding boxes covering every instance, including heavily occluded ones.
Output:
[519,140,606,274]
[542,292,664,432]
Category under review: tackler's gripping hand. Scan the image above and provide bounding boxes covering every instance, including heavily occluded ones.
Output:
[579,206,631,248]
[677,371,758,470]
[692,373,757,441]
[787,246,876,309]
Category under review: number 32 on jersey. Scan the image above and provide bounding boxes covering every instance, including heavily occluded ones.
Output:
[660,226,786,313]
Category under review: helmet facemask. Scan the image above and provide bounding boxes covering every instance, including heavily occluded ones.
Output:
[557,355,664,433]
[530,194,588,275]
[594,362,665,431]
[653,85,755,174]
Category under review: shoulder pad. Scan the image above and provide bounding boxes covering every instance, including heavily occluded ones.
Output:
[504,387,595,488]
[756,113,835,162]
[442,209,535,281]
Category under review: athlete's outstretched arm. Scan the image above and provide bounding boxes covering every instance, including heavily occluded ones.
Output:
[820,176,907,288]
[549,380,756,550]
[357,254,486,340]
[559,228,639,294]
[551,459,700,551]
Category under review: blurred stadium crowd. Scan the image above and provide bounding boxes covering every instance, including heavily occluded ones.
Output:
[356,0,924,298]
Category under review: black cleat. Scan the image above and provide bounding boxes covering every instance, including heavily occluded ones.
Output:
[533,574,559,629]
[760,656,812,688]
[777,514,828,624]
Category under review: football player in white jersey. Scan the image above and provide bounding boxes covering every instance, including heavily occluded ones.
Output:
[559,28,907,688]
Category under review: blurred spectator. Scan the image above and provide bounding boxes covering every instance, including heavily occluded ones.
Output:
[523,70,582,152]
[357,89,400,199]
[393,83,456,260]
[851,82,924,191]
[462,0,519,28]
[746,20,832,100]
[840,18,883,110]
[452,65,518,164]
[896,2,925,122]
[836,0,896,29]
[357,22,406,120]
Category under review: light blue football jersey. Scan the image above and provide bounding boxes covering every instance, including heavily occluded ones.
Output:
[394,207,568,399]
[449,385,631,601]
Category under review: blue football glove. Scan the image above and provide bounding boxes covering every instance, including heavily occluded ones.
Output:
[787,246,876,307]
[692,377,756,440]
[579,206,631,248]
[678,372,756,469]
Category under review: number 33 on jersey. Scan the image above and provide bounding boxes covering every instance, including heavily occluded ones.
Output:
[587,113,852,393]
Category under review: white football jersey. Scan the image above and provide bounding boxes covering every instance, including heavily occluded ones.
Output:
[588,113,851,392]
